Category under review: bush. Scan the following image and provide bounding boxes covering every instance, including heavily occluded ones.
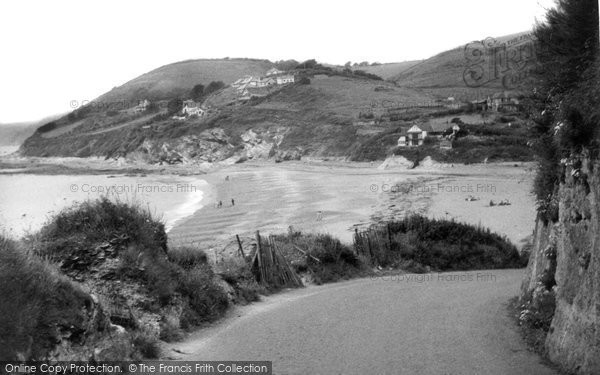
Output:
[273,232,368,284]
[37,197,167,258]
[35,199,229,331]
[168,247,208,270]
[374,215,524,271]
[133,331,161,359]
[0,235,94,360]
[216,257,262,304]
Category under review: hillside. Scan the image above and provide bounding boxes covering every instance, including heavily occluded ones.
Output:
[350,61,422,80]
[19,32,537,164]
[97,58,274,103]
[391,31,535,100]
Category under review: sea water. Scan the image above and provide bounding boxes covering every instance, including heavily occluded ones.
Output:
[0,174,208,238]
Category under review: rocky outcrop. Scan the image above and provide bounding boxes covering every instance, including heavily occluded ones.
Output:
[521,154,600,374]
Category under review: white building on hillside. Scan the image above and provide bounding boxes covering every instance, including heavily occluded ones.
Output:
[276,74,295,85]
[181,100,205,117]
[134,99,150,113]
[256,77,276,87]
[266,68,284,76]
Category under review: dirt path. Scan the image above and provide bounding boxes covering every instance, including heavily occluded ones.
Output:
[168,269,558,375]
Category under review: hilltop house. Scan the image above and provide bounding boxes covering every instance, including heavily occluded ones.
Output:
[181,100,205,117]
[134,99,150,113]
[276,74,295,85]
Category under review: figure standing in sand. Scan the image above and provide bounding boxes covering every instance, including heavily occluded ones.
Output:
[316,210,323,221]
[231,198,235,206]
[218,200,223,208]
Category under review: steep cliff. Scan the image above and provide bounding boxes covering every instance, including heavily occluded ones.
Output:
[520,153,600,374]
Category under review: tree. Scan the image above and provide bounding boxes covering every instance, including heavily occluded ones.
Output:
[534,0,598,98]
[167,98,183,115]
[529,0,599,218]
[190,84,204,102]
[204,81,226,96]
[296,59,317,69]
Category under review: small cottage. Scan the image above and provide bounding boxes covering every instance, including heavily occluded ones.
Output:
[276,75,295,85]
[181,100,205,117]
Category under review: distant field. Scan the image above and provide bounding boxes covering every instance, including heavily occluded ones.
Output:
[256,75,437,118]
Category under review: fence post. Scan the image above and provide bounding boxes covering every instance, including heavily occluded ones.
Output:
[236,234,245,258]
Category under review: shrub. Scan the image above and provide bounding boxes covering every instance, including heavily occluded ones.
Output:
[0,235,94,360]
[133,331,161,359]
[216,257,262,304]
[372,215,524,271]
[168,247,208,270]
[273,232,368,284]
[37,197,167,259]
[159,317,184,342]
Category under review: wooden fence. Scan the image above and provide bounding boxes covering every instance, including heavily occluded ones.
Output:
[250,231,303,289]
[353,224,394,266]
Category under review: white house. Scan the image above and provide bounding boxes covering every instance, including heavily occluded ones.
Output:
[232,75,257,89]
[181,100,205,117]
[398,123,460,147]
[406,124,431,146]
[134,99,150,113]
[276,75,295,85]
[266,68,284,76]
[256,77,276,87]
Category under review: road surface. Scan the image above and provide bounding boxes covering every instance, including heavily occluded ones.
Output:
[169,269,558,375]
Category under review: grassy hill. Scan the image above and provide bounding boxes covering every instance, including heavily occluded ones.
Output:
[390,31,534,100]
[97,58,275,103]
[19,32,537,163]
[350,61,422,80]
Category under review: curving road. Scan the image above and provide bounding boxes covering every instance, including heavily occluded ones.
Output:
[170,269,558,375]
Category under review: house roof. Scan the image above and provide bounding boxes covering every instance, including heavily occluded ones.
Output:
[266,68,284,75]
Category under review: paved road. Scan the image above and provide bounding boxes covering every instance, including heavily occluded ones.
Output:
[171,269,558,375]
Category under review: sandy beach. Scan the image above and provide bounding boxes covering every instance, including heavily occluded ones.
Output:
[0,153,537,254]
[167,161,537,259]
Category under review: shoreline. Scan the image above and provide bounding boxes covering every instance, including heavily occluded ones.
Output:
[0,155,537,253]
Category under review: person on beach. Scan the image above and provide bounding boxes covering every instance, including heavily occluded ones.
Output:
[316,210,323,221]
[231,198,235,206]
[225,175,229,181]
[218,200,223,208]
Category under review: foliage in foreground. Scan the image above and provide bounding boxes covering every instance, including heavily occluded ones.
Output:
[30,198,229,341]
[0,235,92,360]
[369,215,526,271]
[273,231,369,284]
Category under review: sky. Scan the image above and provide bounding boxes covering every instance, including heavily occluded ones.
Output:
[0,0,555,124]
